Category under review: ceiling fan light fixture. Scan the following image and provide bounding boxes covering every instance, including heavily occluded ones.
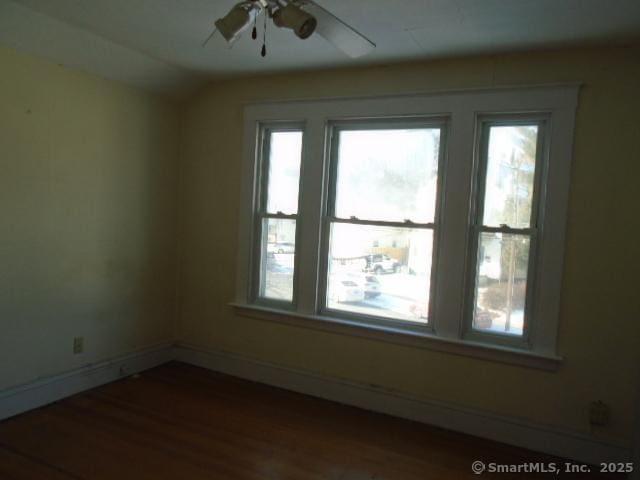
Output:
[272,3,317,39]
[215,2,260,43]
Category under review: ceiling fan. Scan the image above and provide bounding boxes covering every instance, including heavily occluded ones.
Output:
[203,0,375,58]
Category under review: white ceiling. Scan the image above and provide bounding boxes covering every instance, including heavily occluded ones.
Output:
[2,0,640,96]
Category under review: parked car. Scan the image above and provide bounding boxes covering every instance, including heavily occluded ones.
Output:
[362,275,381,298]
[267,242,295,254]
[329,276,365,303]
[343,272,381,299]
[364,254,400,274]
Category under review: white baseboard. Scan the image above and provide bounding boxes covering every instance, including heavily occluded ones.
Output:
[1,342,631,467]
[174,343,630,466]
[0,343,174,421]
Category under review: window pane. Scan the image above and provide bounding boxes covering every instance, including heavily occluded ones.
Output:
[326,223,433,323]
[482,126,538,228]
[334,128,440,223]
[472,232,530,336]
[266,131,302,215]
[261,218,296,301]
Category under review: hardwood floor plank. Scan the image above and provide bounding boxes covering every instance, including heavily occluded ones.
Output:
[0,362,617,479]
[0,445,78,480]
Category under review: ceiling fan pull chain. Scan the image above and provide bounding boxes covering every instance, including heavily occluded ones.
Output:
[261,9,267,57]
[251,14,257,40]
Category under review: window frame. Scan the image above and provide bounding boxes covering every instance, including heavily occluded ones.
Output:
[463,115,550,348]
[234,85,579,370]
[250,122,306,310]
[318,118,448,332]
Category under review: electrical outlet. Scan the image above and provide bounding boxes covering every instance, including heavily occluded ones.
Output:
[73,337,84,354]
[589,400,610,427]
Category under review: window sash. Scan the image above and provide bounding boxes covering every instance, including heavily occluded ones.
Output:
[325,119,447,224]
[463,117,548,347]
[320,219,437,329]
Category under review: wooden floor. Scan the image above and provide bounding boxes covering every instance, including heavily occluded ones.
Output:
[0,362,615,479]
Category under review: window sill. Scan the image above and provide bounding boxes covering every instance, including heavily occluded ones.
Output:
[229,303,563,371]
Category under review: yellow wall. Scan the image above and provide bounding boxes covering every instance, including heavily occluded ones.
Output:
[2,41,638,451]
[0,46,179,390]
[178,46,640,448]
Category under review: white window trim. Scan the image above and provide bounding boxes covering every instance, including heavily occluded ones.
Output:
[234,84,579,370]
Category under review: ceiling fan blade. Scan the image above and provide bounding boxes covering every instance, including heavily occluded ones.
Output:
[201,26,218,47]
[297,0,375,58]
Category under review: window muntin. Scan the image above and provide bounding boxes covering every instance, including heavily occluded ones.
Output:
[469,121,544,338]
[323,123,444,325]
[255,128,303,304]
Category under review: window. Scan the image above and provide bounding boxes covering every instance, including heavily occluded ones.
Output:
[466,120,545,345]
[253,127,303,304]
[236,86,578,369]
[323,122,444,325]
